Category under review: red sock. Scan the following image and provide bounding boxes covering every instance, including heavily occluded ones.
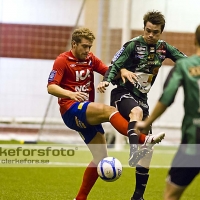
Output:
[139,133,146,144]
[76,162,98,200]
[109,111,128,137]
[109,112,147,143]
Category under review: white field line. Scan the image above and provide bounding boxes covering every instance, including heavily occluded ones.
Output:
[48,162,170,168]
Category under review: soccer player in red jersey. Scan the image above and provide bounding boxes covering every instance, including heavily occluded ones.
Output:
[47,28,130,200]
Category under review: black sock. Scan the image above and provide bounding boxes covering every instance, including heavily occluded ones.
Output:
[128,121,138,149]
[132,165,149,199]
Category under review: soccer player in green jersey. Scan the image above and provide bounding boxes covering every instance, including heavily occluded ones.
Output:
[97,11,186,200]
[136,24,200,200]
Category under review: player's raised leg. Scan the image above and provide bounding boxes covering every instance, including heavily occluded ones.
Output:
[85,102,128,136]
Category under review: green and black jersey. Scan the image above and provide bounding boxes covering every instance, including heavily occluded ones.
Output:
[160,55,200,152]
[103,35,186,100]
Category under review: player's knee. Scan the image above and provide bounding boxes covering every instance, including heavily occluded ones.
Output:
[103,105,117,116]
[164,181,184,200]
[129,106,143,120]
[92,152,108,165]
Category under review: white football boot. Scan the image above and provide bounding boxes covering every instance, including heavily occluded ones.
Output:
[142,132,165,149]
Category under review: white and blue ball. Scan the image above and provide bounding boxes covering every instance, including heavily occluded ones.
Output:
[97,157,122,182]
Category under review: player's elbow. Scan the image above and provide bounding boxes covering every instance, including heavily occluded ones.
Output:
[47,84,55,95]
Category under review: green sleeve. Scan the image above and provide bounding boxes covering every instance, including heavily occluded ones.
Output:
[159,60,183,106]
[105,41,135,82]
[166,43,186,62]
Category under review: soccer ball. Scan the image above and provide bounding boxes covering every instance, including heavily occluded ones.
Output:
[97,157,122,182]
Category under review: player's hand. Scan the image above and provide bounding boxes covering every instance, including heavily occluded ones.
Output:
[97,81,110,93]
[120,68,138,84]
[135,121,150,134]
[70,91,89,102]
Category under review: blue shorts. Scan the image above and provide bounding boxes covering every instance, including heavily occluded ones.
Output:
[62,101,104,144]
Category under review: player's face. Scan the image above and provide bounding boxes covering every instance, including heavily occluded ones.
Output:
[143,21,162,44]
[72,38,93,60]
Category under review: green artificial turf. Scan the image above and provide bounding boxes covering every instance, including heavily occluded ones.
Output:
[0,167,199,200]
[0,141,199,200]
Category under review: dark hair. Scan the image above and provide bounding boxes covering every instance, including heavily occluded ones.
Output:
[143,11,165,33]
[195,25,200,46]
[72,28,95,43]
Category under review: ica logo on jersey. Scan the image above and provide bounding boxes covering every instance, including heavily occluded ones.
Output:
[75,69,90,81]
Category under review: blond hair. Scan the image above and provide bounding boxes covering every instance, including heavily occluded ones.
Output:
[72,28,95,43]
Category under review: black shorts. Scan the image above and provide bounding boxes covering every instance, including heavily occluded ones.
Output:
[110,86,149,121]
[168,147,200,186]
